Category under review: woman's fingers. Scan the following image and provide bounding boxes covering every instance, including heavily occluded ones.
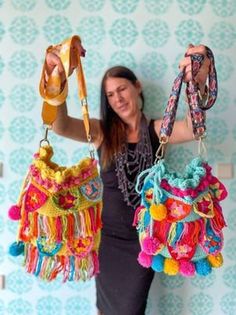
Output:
[179,56,191,72]
[45,39,86,79]
[185,44,207,57]
[45,51,66,83]
[194,58,210,85]
[178,45,210,84]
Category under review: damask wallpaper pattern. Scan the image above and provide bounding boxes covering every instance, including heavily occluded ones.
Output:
[0,0,235,314]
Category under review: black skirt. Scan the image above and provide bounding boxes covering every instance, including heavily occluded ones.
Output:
[96,233,154,315]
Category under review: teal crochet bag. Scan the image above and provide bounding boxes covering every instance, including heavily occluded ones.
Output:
[133,48,228,277]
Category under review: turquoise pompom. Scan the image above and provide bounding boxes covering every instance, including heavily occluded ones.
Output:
[195,258,212,276]
[151,254,164,272]
[9,241,24,256]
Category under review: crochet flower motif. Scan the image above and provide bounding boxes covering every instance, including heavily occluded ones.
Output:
[24,184,48,211]
[68,237,94,258]
[169,201,187,217]
[194,195,213,217]
[171,244,193,259]
[204,234,221,253]
[57,191,76,209]
[80,178,103,201]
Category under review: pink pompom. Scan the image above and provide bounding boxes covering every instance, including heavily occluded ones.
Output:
[142,236,161,255]
[8,205,21,220]
[138,251,152,268]
[179,260,195,277]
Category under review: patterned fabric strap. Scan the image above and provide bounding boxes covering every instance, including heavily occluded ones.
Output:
[39,35,91,143]
[160,47,217,141]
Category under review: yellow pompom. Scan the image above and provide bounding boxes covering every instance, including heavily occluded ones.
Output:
[150,203,167,221]
[207,253,223,268]
[164,258,179,275]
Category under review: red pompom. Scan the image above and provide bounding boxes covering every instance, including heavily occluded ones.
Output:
[8,205,21,220]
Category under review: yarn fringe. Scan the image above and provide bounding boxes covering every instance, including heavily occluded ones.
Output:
[24,243,99,282]
[18,204,102,244]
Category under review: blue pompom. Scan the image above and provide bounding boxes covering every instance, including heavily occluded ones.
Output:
[195,258,212,276]
[9,241,24,256]
[151,254,164,272]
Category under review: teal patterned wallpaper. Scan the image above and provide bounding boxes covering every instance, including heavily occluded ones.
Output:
[0,0,236,314]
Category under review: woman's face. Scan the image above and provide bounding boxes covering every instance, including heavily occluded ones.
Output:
[104,77,142,120]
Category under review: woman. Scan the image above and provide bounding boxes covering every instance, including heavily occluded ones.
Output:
[45,43,210,315]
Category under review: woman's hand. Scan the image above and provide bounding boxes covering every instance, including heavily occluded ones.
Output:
[179,44,210,95]
[44,38,86,83]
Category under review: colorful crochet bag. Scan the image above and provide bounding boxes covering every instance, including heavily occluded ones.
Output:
[134,48,227,277]
[8,36,103,282]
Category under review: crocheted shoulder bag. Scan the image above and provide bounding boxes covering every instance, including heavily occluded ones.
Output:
[133,47,228,277]
[8,35,103,282]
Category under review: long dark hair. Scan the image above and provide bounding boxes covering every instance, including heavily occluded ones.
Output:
[99,66,145,169]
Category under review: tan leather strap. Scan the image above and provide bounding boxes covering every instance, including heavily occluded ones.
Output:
[39,35,91,142]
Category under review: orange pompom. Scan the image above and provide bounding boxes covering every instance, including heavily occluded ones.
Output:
[150,203,167,221]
